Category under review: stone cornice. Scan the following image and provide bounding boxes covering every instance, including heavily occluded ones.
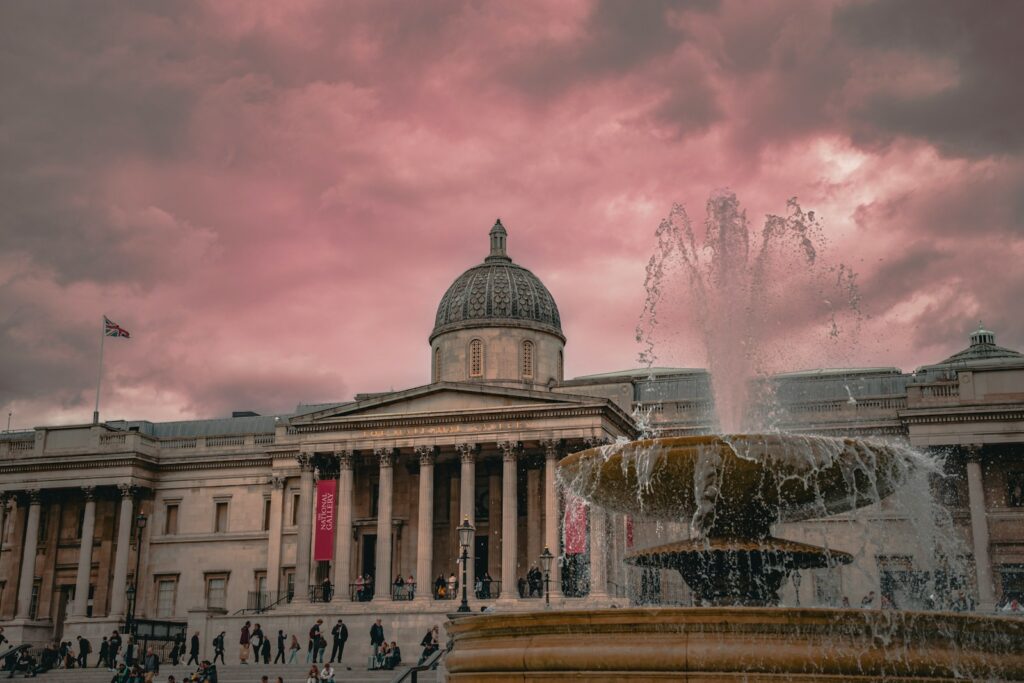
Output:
[0,454,159,475]
[900,403,1024,425]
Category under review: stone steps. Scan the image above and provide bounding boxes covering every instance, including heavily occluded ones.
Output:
[31,662,437,683]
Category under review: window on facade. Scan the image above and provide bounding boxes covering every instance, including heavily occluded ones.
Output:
[1008,472,1024,507]
[469,339,483,378]
[521,340,534,379]
[165,504,179,535]
[433,347,441,383]
[76,507,85,539]
[156,579,177,618]
[290,492,300,526]
[37,506,49,544]
[29,581,40,620]
[214,502,229,533]
[206,576,227,610]
[1000,564,1024,603]
[558,350,564,381]
[285,570,295,600]
[262,498,272,531]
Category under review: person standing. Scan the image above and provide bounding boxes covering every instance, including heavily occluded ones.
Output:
[76,635,92,668]
[274,630,287,664]
[369,619,385,659]
[260,633,271,664]
[187,632,200,666]
[97,637,110,669]
[143,646,160,680]
[329,619,347,664]
[307,619,323,664]
[109,630,122,670]
[124,636,136,668]
[239,621,251,664]
[251,623,263,659]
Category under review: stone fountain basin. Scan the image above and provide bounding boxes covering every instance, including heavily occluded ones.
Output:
[558,434,912,527]
[445,607,1024,681]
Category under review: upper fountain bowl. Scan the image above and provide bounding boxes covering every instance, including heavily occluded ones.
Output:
[558,434,920,536]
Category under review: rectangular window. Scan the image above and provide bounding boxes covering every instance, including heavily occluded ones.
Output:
[206,576,227,610]
[262,498,272,531]
[37,506,49,544]
[290,492,300,526]
[76,507,85,539]
[156,579,177,618]
[285,570,295,600]
[165,504,179,535]
[214,502,229,533]
[29,581,40,620]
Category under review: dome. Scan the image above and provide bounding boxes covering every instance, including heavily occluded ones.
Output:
[431,220,563,342]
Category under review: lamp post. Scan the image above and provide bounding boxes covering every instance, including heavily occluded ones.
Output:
[457,517,474,613]
[126,513,147,634]
[792,569,802,607]
[539,546,554,608]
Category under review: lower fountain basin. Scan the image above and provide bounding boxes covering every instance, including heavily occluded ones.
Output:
[445,607,1024,681]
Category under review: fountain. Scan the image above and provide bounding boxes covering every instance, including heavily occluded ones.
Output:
[445,194,1024,681]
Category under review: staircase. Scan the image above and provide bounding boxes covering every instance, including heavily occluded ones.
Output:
[31,661,438,682]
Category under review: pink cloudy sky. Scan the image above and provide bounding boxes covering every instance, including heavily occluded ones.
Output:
[2,0,1023,428]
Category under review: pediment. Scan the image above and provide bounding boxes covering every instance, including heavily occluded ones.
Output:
[289,382,597,424]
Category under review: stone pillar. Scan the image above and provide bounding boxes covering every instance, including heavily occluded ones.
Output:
[266,476,285,594]
[527,467,542,568]
[15,490,42,619]
[542,441,562,598]
[108,485,135,618]
[966,447,995,611]
[72,487,97,617]
[488,469,502,582]
[0,494,8,555]
[375,448,395,601]
[292,454,314,605]
[457,443,477,598]
[415,446,435,601]
[333,451,354,601]
[589,505,609,599]
[499,441,519,599]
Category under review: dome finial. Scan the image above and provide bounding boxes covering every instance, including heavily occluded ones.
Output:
[487,218,510,261]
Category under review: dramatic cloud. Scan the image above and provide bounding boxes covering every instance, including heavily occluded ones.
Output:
[1,0,1021,427]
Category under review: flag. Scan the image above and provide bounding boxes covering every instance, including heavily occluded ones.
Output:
[104,316,130,338]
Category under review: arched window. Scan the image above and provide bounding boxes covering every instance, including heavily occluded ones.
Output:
[433,347,442,382]
[521,340,534,379]
[469,339,484,378]
[558,349,564,381]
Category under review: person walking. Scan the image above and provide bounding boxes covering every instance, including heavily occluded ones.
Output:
[288,635,301,664]
[98,637,110,669]
[187,632,200,667]
[212,631,226,665]
[307,619,323,664]
[329,619,347,664]
[260,633,270,664]
[76,635,92,668]
[109,630,122,670]
[143,646,160,681]
[168,636,180,667]
[274,630,286,664]
[239,621,251,664]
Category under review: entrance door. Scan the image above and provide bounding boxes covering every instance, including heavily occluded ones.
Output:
[54,585,74,640]
[474,536,488,581]
[361,534,377,598]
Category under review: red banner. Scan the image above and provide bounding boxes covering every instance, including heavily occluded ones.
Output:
[314,479,336,561]
[563,494,589,554]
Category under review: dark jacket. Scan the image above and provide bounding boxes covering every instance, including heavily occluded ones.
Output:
[190,635,200,655]
[370,623,385,646]
[143,653,160,673]
[332,624,348,643]
[80,638,92,654]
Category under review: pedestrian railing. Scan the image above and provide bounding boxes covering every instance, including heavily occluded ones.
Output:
[349,582,376,602]
[242,590,292,614]
[391,582,416,600]
[472,581,501,599]
[309,585,336,603]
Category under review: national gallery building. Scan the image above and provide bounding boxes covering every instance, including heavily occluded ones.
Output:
[1,222,1023,655]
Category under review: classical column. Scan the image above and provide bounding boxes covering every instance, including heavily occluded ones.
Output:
[488,469,502,582]
[72,486,97,617]
[266,476,285,594]
[0,493,8,555]
[415,446,435,601]
[375,448,395,601]
[589,505,609,599]
[334,451,354,601]
[965,446,995,611]
[457,443,477,598]
[292,454,315,605]
[15,490,42,619]
[107,484,135,618]
[527,467,542,568]
[499,441,519,599]
[542,440,562,598]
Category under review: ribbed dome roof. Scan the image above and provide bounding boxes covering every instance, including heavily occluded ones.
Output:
[431,220,563,342]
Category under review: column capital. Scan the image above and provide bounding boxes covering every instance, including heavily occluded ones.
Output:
[81,485,97,501]
[375,447,396,468]
[540,439,561,459]
[116,483,135,499]
[270,475,287,490]
[296,452,314,472]
[336,450,355,470]
[965,444,984,462]
[24,488,43,505]
[498,440,521,462]
[456,442,478,464]
[415,445,437,466]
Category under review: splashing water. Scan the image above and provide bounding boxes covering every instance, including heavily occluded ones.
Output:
[636,190,861,431]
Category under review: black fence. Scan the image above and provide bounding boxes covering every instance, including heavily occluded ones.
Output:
[130,618,188,642]
[245,591,292,613]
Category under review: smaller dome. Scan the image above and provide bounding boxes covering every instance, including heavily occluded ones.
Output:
[431,220,563,342]
[916,324,1024,378]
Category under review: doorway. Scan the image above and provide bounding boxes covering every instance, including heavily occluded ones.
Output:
[474,536,488,581]
[54,585,74,640]
[361,534,377,598]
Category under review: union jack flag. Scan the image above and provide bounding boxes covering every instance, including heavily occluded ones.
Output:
[104,316,130,338]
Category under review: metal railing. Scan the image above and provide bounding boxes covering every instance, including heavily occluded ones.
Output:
[390,639,449,683]
[391,582,416,600]
[309,585,337,603]
[240,590,292,614]
[472,580,501,599]
[349,582,375,602]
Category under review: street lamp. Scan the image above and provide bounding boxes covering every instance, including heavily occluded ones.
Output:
[457,516,474,613]
[792,569,802,607]
[126,513,147,634]
[539,547,554,608]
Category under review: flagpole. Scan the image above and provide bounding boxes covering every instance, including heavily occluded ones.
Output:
[93,315,106,425]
